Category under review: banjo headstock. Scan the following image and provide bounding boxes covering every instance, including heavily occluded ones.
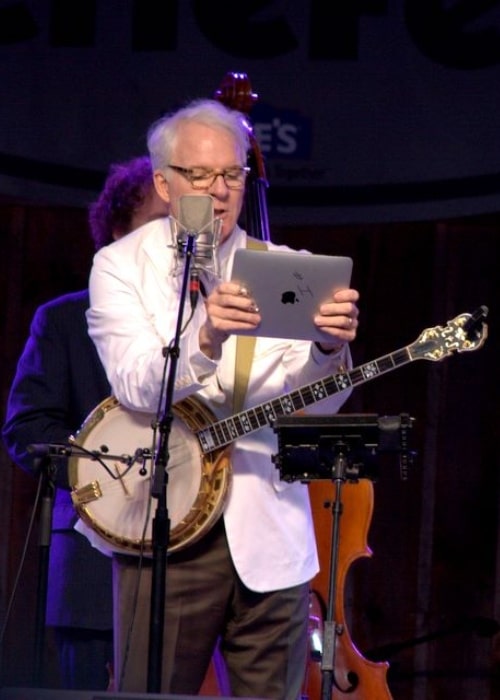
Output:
[408,306,488,362]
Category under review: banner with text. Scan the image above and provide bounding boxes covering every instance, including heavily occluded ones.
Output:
[1,0,499,224]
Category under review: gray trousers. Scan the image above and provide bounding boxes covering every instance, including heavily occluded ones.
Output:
[112,517,310,699]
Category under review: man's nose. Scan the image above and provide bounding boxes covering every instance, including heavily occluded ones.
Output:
[208,173,229,194]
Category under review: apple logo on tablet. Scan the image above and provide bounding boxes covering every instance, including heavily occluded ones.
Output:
[281,291,298,305]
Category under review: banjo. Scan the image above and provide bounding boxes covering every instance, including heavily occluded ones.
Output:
[68,308,488,556]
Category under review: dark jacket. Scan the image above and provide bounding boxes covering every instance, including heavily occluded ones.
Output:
[2,290,113,629]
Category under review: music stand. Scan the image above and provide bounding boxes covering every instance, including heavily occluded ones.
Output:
[272,413,414,699]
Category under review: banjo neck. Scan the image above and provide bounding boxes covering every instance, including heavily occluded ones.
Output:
[197,349,409,454]
[196,308,488,454]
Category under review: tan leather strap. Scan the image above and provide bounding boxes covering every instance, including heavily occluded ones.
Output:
[233,238,267,413]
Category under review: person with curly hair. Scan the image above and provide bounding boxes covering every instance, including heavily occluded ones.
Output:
[2,156,169,690]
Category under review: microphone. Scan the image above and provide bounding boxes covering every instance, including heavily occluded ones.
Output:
[27,443,74,457]
[169,194,222,278]
[27,442,138,466]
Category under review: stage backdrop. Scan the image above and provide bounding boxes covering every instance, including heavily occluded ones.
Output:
[1,0,500,224]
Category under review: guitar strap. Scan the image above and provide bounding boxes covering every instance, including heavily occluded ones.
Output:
[233,237,267,414]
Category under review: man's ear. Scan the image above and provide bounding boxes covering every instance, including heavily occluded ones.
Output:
[154,170,170,203]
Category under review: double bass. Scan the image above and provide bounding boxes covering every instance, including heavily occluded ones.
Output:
[306,479,393,699]
[206,71,393,700]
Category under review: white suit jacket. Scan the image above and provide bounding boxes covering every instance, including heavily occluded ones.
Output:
[86,218,353,592]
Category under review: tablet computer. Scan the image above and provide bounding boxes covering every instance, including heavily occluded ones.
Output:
[230,248,353,342]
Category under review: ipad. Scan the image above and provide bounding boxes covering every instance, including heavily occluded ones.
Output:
[230,248,353,342]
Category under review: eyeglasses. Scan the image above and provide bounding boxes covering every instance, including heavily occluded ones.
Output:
[167,164,250,190]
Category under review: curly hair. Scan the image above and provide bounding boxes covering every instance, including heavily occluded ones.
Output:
[88,156,155,250]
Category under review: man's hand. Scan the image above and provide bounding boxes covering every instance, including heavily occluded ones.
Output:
[313,288,360,353]
[199,282,261,359]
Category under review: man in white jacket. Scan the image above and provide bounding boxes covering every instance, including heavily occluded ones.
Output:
[85,98,360,699]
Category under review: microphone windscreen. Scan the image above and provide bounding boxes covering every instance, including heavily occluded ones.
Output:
[170,194,221,280]
[179,194,214,234]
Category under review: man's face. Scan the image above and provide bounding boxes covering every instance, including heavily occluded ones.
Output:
[155,121,246,244]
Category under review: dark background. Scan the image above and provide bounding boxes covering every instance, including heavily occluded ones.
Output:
[1,2,500,699]
[0,205,498,699]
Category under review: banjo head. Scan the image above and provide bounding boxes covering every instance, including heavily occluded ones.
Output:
[68,396,231,555]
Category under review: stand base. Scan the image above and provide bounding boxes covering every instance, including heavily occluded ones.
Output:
[0,689,266,700]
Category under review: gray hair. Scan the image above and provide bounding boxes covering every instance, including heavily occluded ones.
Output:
[147,98,250,174]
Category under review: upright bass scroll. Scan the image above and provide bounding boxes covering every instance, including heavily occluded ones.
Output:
[213,71,271,242]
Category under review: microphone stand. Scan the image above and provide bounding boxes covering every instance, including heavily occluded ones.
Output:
[147,233,196,693]
[24,443,147,687]
[33,456,56,686]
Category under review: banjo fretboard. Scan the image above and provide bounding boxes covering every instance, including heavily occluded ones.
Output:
[197,347,412,453]
[196,308,487,454]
